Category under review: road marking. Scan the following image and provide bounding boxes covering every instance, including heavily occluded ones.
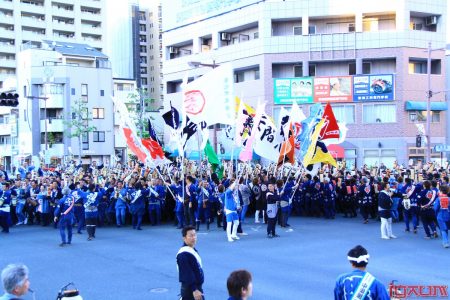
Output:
[251,226,261,232]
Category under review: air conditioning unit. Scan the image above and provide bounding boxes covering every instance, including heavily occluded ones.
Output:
[169,46,178,54]
[221,32,231,41]
[425,16,437,26]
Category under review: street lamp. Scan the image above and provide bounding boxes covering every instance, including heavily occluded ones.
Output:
[425,42,446,163]
[187,60,219,152]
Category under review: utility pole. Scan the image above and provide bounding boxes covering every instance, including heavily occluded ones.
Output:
[426,41,431,163]
[26,95,49,151]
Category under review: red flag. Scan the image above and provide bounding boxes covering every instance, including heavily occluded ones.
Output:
[141,138,165,160]
[277,124,295,166]
[123,127,147,163]
[320,103,340,140]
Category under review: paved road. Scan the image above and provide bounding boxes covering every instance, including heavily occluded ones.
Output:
[1,216,449,300]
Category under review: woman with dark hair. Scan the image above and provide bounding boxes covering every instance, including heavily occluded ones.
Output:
[378,182,396,239]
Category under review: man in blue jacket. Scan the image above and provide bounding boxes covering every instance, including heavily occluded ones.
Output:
[54,187,75,246]
[334,245,390,300]
[176,225,204,300]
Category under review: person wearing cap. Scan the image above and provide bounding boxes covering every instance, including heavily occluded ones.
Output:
[54,187,75,247]
[329,78,347,96]
[0,264,31,300]
[334,245,390,300]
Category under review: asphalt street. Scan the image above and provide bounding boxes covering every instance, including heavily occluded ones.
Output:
[1,216,449,300]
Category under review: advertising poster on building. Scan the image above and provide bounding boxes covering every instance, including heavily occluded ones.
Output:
[273,77,313,104]
[313,76,353,102]
[353,74,394,101]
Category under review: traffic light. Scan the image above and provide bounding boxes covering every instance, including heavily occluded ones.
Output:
[0,93,19,107]
[416,135,422,148]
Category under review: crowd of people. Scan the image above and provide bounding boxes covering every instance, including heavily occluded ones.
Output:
[0,158,449,249]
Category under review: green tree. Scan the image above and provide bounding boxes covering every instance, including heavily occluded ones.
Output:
[127,88,159,138]
[64,99,96,163]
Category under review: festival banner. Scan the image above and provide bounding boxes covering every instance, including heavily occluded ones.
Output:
[353,74,394,102]
[183,63,234,126]
[273,77,314,104]
[313,76,353,103]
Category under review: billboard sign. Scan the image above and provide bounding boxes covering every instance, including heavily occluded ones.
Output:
[353,74,394,101]
[313,76,353,103]
[273,77,313,104]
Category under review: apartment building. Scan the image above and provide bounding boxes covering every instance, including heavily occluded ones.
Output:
[137,0,163,108]
[16,40,114,166]
[162,0,447,168]
[0,0,106,88]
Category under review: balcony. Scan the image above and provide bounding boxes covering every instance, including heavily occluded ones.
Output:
[42,143,65,156]
[51,7,75,19]
[80,0,102,9]
[0,13,14,24]
[21,30,45,41]
[0,123,11,135]
[41,118,65,132]
[0,43,15,53]
[0,144,12,155]
[52,20,75,32]
[0,58,16,68]
[0,1,13,9]
[81,24,102,35]
[21,17,46,28]
[20,2,45,14]
[45,94,64,108]
[0,28,14,39]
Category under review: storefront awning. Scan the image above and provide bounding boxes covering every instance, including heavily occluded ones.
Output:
[405,101,447,111]
[327,144,345,159]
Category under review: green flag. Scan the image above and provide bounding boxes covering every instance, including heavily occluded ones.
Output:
[204,139,222,178]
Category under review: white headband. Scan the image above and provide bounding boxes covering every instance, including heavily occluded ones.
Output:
[347,254,370,263]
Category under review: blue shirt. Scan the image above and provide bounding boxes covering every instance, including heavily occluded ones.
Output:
[334,269,390,300]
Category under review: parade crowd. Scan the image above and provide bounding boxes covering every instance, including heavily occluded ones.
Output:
[0,159,449,249]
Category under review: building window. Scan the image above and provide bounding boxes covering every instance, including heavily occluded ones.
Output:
[81,84,88,102]
[140,67,147,74]
[348,23,355,32]
[234,71,245,83]
[254,32,259,39]
[293,64,316,77]
[93,131,105,142]
[293,26,302,35]
[409,111,440,123]
[82,132,89,150]
[139,35,147,42]
[141,78,148,85]
[140,46,147,53]
[294,65,302,77]
[139,24,146,31]
[349,62,371,75]
[308,25,316,34]
[71,88,75,95]
[254,69,260,80]
[100,89,104,96]
[363,104,396,123]
[140,56,147,64]
[92,108,104,119]
[332,105,355,124]
[408,59,441,74]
